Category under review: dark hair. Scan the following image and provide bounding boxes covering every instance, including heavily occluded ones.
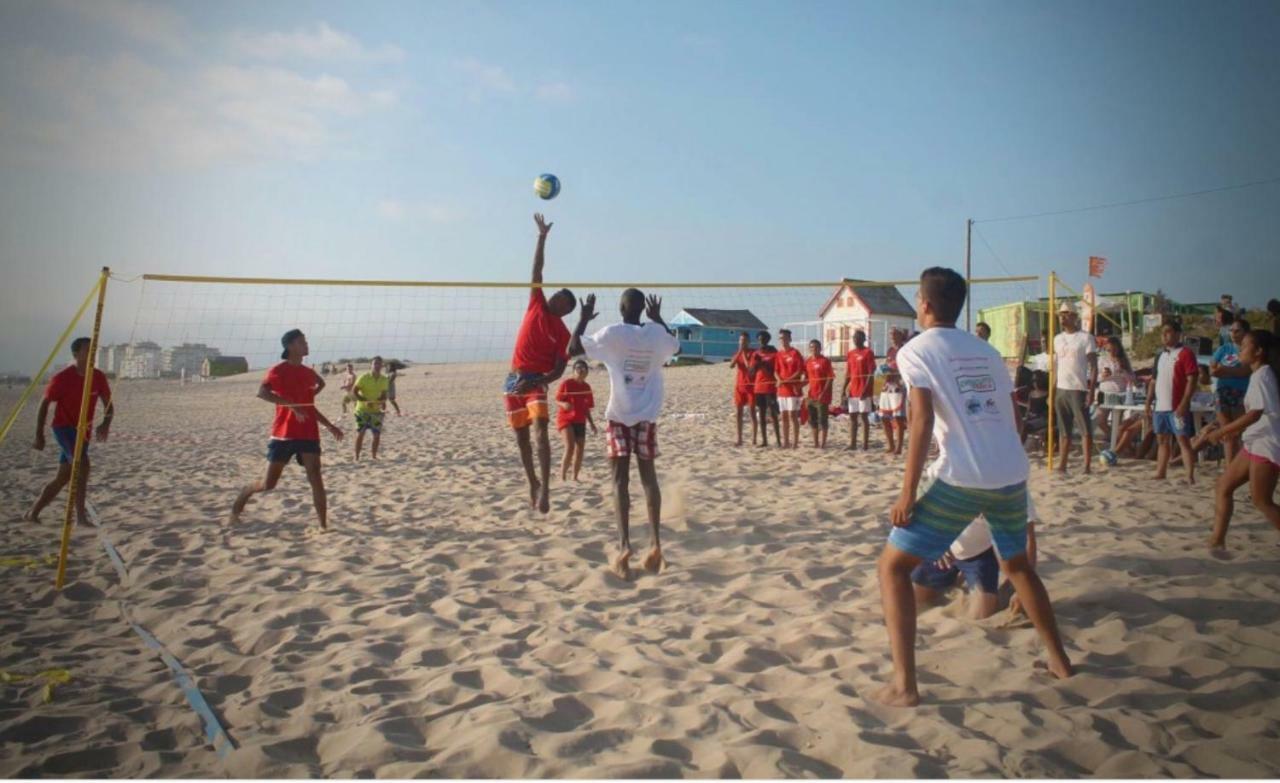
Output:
[558,288,578,311]
[280,328,304,359]
[854,329,867,347]
[1163,318,1182,333]
[1103,335,1132,374]
[757,331,771,344]
[1245,328,1279,371]
[778,328,792,338]
[70,337,91,355]
[808,339,821,348]
[975,321,991,331]
[572,358,589,372]
[1233,317,1251,333]
[372,355,383,363]
[919,267,967,324]
[1268,299,1280,315]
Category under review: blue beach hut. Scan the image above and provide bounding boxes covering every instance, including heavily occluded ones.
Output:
[670,309,769,361]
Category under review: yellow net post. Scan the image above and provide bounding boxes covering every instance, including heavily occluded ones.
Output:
[1046,272,1057,471]
[0,280,102,447]
[55,267,110,591]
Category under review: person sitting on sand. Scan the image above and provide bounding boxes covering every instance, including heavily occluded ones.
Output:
[340,363,356,414]
[912,491,1040,620]
[844,329,877,452]
[874,266,1072,707]
[1195,328,1280,549]
[805,339,834,448]
[352,355,389,461]
[749,332,781,448]
[556,359,597,482]
[505,213,576,514]
[569,289,680,580]
[231,329,343,529]
[729,332,758,447]
[24,337,114,526]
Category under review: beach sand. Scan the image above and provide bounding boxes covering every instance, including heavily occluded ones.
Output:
[2,362,1279,777]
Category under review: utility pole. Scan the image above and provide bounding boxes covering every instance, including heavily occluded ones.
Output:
[965,218,973,330]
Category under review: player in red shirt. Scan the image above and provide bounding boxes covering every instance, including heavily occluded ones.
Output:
[505,213,577,514]
[231,329,344,530]
[729,331,757,446]
[556,359,597,482]
[749,331,782,447]
[844,329,877,451]
[24,337,114,526]
[774,329,806,449]
[805,339,834,448]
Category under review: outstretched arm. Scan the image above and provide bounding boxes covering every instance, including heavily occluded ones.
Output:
[645,294,670,332]
[531,213,553,289]
[568,294,598,358]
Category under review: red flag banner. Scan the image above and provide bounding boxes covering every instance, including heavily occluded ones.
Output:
[1088,256,1107,278]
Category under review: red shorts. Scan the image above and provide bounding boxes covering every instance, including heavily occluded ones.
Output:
[1243,447,1280,469]
[606,420,658,460]
[503,373,549,429]
[734,387,754,407]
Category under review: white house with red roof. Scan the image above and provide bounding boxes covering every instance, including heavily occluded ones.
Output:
[818,279,917,357]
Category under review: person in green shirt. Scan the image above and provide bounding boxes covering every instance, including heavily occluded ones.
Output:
[352,356,390,460]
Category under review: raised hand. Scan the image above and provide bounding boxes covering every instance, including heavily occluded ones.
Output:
[534,213,553,236]
[580,293,599,324]
[645,294,663,322]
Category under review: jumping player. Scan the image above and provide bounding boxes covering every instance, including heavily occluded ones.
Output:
[775,329,806,449]
[844,329,876,451]
[24,337,114,526]
[505,213,576,513]
[570,290,680,580]
[874,267,1072,707]
[805,339,833,448]
[352,355,390,461]
[556,359,597,481]
[729,332,758,446]
[231,329,344,529]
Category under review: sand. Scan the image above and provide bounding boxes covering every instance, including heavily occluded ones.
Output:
[2,362,1279,777]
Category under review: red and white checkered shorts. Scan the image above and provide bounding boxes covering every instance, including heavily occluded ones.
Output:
[605,420,659,460]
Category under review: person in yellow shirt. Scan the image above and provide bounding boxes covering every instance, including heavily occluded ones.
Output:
[352,356,390,460]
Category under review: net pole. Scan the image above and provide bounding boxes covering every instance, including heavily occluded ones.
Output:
[55,267,109,591]
[964,218,973,331]
[0,279,102,447]
[1047,272,1057,471]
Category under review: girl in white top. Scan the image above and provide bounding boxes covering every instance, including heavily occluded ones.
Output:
[1195,329,1280,549]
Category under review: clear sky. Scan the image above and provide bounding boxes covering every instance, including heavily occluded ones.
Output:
[1,0,1277,372]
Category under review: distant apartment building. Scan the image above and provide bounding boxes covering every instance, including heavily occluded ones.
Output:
[96,344,124,376]
[119,341,163,379]
[163,343,221,377]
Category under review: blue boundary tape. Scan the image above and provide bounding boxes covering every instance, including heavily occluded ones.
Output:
[87,503,235,761]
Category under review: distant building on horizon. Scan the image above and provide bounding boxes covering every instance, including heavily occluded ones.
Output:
[96,343,124,376]
[670,308,769,361]
[202,356,249,378]
[163,343,221,377]
[817,279,916,357]
[119,341,163,379]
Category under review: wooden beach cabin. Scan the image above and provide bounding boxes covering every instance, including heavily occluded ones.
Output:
[670,309,769,361]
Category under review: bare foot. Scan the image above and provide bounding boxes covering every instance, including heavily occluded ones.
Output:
[1035,658,1074,679]
[610,549,633,581]
[22,508,39,523]
[642,547,666,574]
[529,481,540,510]
[869,683,919,707]
[1208,537,1226,551]
[538,489,550,515]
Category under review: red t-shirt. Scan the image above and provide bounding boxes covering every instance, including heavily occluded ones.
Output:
[730,348,755,392]
[805,355,834,404]
[555,378,594,428]
[264,361,321,440]
[775,347,805,398]
[45,365,111,428]
[846,347,877,398]
[511,289,571,375]
[753,350,778,394]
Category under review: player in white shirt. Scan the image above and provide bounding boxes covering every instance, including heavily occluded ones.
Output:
[570,289,681,581]
[874,267,1072,707]
[1195,329,1280,550]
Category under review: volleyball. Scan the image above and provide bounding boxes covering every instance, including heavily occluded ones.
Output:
[533,173,561,200]
[1101,449,1119,467]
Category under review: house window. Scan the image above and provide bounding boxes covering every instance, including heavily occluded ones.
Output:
[678,328,692,340]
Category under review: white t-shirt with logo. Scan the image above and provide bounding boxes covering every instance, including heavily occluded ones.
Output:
[1053,330,1096,392]
[580,322,680,426]
[1242,365,1280,465]
[896,327,1029,490]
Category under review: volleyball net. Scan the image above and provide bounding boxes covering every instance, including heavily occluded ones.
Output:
[3,270,1042,587]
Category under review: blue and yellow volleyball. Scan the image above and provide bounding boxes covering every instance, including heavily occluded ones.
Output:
[533,173,561,200]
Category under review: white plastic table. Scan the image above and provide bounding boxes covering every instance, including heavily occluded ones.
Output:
[1096,402,1216,450]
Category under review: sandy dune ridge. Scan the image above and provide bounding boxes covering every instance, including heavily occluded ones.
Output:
[2,362,1279,777]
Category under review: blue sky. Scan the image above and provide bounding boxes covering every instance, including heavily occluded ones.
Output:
[1,0,1277,371]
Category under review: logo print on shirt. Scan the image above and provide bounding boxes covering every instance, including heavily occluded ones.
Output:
[956,374,996,394]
